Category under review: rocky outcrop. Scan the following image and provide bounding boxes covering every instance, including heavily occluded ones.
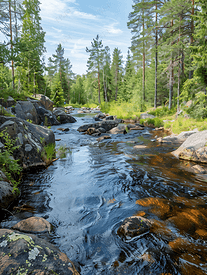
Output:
[0,229,80,275]
[0,116,55,169]
[117,216,153,240]
[172,130,207,163]
[53,108,77,124]
[157,130,198,145]
[77,120,119,134]
[0,96,15,108]
[0,170,17,211]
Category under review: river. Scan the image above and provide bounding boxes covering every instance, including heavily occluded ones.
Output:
[1,111,207,275]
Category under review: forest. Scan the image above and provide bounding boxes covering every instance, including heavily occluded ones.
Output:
[0,0,207,119]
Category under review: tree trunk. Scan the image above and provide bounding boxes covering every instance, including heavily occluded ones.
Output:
[98,70,101,104]
[189,0,194,79]
[142,16,145,102]
[154,0,158,109]
[115,66,118,101]
[9,0,15,89]
[169,19,174,110]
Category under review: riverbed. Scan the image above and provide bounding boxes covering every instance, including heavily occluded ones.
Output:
[1,111,207,275]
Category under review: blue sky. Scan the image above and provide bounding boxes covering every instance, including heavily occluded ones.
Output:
[39,0,133,75]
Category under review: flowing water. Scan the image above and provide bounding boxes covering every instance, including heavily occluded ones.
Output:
[1,111,207,275]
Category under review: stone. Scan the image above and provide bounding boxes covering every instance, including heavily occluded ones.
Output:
[0,116,55,169]
[172,130,207,163]
[97,127,106,133]
[77,120,119,133]
[97,135,111,142]
[36,106,59,126]
[12,217,51,234]
[109,125,126,134]
[86,127,97,135]
[0,176,17,210]
[117,216,153,239]
[15,101,39,124]
[133,145,147,149]
[0,229,80,275]
[157,130,198,145]
[140,113,155,119]
[53,109,77,124]
[191,164,206,174]
[127,124,145,131]
[39,95,54,111]
[104,115,114,120]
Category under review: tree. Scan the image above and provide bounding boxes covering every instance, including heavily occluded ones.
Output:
[102,46,111,102]
[111,48,123,101]
[51,74,65,107]
[86,35,104,104]
[16,0,46,95]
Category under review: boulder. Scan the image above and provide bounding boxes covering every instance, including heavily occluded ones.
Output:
[39,95,54,111]
[117,216,153,239]
[0,170,17,210]
[96,113,106,119]
[0,116,55,168]
[104,115,114,120]
[12,217,51,234]
[140,113,155,119]
[109,124,126,134]
[53,109,77,124]
[0,229,80,275]
[172,130,207,163]
[157,130,198,145]
[77,120,119,133]
[15,101,39,124]
[0,96,15,108]
[127,124,145,130]
[36,106,60,126]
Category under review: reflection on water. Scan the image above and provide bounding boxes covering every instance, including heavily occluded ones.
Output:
[1,112,207,274]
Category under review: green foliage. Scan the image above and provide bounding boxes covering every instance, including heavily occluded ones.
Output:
[185,92,207,119]
[51,74,65,107]
[148,106,176,117]
[0,129,22,194]
[140,117,164,127]
[41,143,56,161]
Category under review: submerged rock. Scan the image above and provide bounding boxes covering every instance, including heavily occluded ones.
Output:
[117,216,153,239]
[77,120,119,133]
[0,170,17,210]
[0,229,80,275]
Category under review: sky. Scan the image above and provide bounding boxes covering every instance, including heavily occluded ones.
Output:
[39,0,133,75]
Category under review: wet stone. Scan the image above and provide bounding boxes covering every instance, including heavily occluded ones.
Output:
[117,216,153,240]
[12,217,51,234]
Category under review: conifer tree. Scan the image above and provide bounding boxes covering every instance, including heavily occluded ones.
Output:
[111,48,123,101]
[86,35,104,104]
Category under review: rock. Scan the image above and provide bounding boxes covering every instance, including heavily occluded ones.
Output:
[97,135,111,142]
[36,106,60,126]
[96,113,106,119]
[133,145,147,149]
[157,130,198,145]
[12,217,51,234]
[94,117,102,121]
[97,127,106,133]
[86,127,97,135]
[15,101,39,124]
[77,120,119,133]
[0,141,4,152]
[109,124,126,134]
[172,130,207,163]
[0,229,80,275]
[0,116,55,168]
[140,113,155,119]
[0,96,15,108]
[0,170,17,210]
[53,109,77,124]
[191,164,206,174]
[127,124,145,131]
[39,95,54,111]
[117,216,153,239]
[104,115,114,120]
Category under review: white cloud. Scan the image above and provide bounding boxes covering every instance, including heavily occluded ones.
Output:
[104,23,123,35]
[51,27,62,33]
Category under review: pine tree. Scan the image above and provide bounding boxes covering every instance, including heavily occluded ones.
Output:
[16,0,46,95]
[102,46,111,102]
[111,48,123,101]
[51,74,65,107]
[86,35,104,104]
